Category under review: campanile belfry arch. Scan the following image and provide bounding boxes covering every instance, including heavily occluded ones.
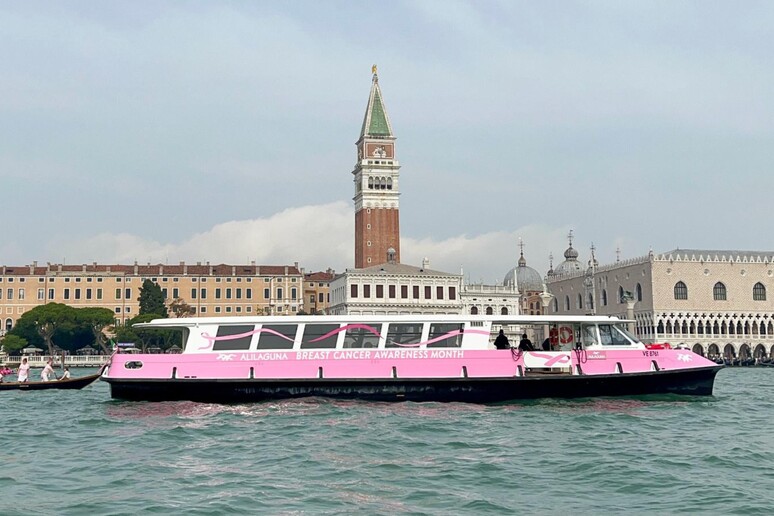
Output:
[353,65,401,268]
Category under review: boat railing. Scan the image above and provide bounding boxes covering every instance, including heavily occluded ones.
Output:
[1,355,110,368]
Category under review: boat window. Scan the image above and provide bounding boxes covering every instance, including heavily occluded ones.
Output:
[581,325,598,346]
[598,324,632,346]
[212,325,254,351]
[343,323,381,348]
[427,323,463,348]
[256,324,296,350]
[300,324,340,349]
[386,323,423,348]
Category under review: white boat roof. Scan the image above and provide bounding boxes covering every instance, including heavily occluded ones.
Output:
[135,314,630,328]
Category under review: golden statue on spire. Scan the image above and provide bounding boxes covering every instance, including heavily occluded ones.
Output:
[372,64,377,75]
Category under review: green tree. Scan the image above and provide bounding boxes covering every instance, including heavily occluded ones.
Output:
[24,303,77,356]
[77,307,116,353]
[1,334,29,354]
[169,297,194,318]
[138,279,168,318]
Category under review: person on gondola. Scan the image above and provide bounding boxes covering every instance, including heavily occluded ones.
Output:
[17,358,30,383]
[518,334,534,351]
[494,330,510,350]
[59,367,71,381]
[41,359,56,382]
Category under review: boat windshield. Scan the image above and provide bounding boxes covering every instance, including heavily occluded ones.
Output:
[598,323,638,346]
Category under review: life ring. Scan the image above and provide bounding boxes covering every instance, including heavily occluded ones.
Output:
[549,328,559,345]
[559,326,574,344]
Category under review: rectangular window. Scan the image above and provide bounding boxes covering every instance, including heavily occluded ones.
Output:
[256,324,296,350]
[212,325,255,351]
[125,288,131,300]
[277,288,283,299]
[424,286,432,299]
[351,284,358,298]
[86,288,92,300]
[413,286,420,299]
[162,288,167,299]
[291,288,297,300]
[310,295,315,303]
[449,287,456,300]
[436,286,444,300]
[246,288,252,299]
[363,285,371,298]
[343,323,381,348]
[97,288,103,300]
[263,288,270,299]
[74,289,81,300]
[215,288,221,299]
[191,288,197,299]
[37,288,44,300]
[386,323,423,348]
[173,288,179,299]
[18,289,25,300]
[236,288,242,299]
[226,288,232,299]
[318,292,324,303]
[63,289,70,300]
[428,323,463,348]
[389,285,396,298]
[401,285,408,299]
[48,288,55,300]
[300,324,340,349]
[376,285,384,298]
[201,288,207,300]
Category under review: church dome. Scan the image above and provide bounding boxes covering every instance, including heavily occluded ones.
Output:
[554,233,582,276]
[503,249,544,293]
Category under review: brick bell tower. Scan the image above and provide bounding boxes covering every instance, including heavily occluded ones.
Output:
[353,65,401,268]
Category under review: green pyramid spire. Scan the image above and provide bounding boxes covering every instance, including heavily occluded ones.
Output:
[360,69,394,139]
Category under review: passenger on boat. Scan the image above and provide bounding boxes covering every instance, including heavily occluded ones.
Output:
[41,359,56,382]
[59,367,71,381]
[494,330,511,350]
[541,338,551,351]
[518,334,534,351]
[17,358,30,383]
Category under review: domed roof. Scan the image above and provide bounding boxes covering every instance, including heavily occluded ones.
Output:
[554,232,582,276]
[503,250,544,292]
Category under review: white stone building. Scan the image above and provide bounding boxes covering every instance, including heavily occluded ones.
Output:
[547,248,774,359]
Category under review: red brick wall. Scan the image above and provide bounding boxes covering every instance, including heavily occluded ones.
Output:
[355,208,400,268]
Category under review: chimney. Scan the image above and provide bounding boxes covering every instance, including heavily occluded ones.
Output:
[422,257,430,270]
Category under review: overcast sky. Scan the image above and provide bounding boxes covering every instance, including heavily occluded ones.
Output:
[2,1,773,284]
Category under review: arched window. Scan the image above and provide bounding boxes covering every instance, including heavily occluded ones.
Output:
[564,296,570,311]
[386,178,393,190]
[380,177,387,189]
[4,318,12,332]
[754,282,766,301]
[368,177,374,189]
[713,282,727,301]
[501,307,508,315]
[602,289,608,306]
[470,306,478,315]
[552,298,558,312]
[657,321,664,334]
[674,281,688,300]
[577,294,583,310]
[619,286,624,303]
[486,307,493,315]
[587,293,594,310]
[636,283,642,302]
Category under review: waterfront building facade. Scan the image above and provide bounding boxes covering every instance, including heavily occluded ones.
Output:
[546,248,774,359]
[0,261,304,334]
[353,66,401,268]
[303,270,335,314]
[328,257,462,315]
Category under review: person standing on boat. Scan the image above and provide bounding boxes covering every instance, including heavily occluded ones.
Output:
[518,334,534,351]
[41,359,56,382]
[494,330,511,350]
[17,357,30,383]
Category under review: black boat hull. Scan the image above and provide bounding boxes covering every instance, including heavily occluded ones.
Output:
[0,373,101,391]
[104,365,723,403]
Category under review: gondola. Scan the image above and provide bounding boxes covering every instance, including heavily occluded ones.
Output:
[0,373,101,391]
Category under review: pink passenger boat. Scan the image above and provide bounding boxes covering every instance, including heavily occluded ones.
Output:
[101,315,723,403]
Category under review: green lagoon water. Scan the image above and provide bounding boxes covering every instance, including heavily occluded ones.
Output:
[1,367,772,515]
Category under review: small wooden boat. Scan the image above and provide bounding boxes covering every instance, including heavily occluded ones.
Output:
[0,373,101,391]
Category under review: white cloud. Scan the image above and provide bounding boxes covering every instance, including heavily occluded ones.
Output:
[48,202,573,281]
